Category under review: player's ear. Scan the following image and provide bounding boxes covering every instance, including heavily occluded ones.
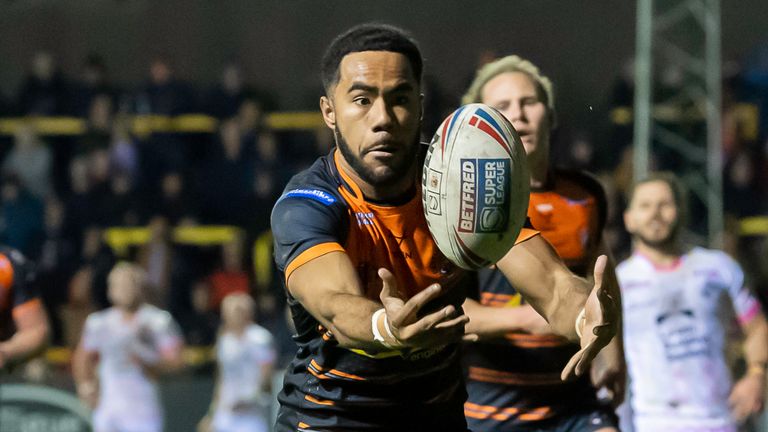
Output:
[623,209,634,233]
[419,93,425,122]
[320,96,336,129]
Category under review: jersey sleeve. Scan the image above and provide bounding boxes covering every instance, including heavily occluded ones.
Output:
[251,326,277,366]
[514,217,539,244]
[153,311,183,353]
[81,314,103,352]
[9,250,41,315]
[721,253,762,326]
[271,187,348,281]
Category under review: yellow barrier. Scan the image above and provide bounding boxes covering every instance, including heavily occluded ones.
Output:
[0,111,323,136]
[44,346,214,366]
[740,216,768,236]
[104,225,243,257]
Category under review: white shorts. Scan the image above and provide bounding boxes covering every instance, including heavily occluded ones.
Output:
[212,412,269,432]
[93,407,163,432]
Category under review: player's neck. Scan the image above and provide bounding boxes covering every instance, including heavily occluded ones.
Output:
[634,240,683,267]
[340,159,417,203]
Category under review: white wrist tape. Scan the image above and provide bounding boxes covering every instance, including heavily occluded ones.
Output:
[371,308,395,348]
[575,307,586,339]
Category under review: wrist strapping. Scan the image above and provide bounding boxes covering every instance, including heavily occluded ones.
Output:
[371,308,396,349]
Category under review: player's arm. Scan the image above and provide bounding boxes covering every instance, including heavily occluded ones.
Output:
[288,251,468,350]
[72,338,100,408]
[462,298,551,339]
[496,234,619,378]
[729,310,768,421]
[136,319,186,377]
[0,300,50,368]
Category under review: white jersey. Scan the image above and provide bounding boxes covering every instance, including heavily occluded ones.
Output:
[212,324,276,432]
[617,247,761,432]
[82,304,182,428]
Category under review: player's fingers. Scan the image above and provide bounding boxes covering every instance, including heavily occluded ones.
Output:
[561,349,583,381]
[592,255,607,290]
[378,268,399,302]
[433,312,470,330]
[407,304,457,332]
[462,333,479,342]
[391,284,443,328]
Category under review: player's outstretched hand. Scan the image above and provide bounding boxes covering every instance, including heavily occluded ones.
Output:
[561,255,619,380]
[378,268,473,349]
[729,371,766,423]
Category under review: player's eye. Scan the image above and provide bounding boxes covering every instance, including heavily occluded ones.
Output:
[353,96,371,106]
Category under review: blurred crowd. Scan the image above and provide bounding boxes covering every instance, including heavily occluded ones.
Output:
[0,49,766,358]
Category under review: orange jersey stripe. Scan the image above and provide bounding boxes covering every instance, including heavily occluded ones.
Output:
[304,394,335,406]
[309,359,366,381]
[464,401,553,422]
[284,242,345,282]
[514,228,539,245]
[468,366,563,386]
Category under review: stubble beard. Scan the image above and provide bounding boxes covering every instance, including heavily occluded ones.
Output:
[334,126,419,188]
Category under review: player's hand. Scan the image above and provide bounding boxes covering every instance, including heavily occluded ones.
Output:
[196,414,213,432]
[378,268,475,349]
[561,255,619,380]
[590,336,626,407]
[729,371,766,422]
[76,380,99,409]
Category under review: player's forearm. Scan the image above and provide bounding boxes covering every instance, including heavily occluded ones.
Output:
[544,268,590,342]
[743,314,768,371]
[72,345,97,385]
[312,292,383,350]
[0,322,49,364]
[463,299,551,338]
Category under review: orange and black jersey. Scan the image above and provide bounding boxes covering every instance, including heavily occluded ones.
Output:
[0,247,41,342]
[272,148,475,431]
[465,169,610,430]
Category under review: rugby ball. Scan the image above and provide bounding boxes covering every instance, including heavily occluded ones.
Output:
[422,104,529,270]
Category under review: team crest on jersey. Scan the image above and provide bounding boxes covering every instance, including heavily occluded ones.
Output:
[355,212,375,226]
[458,158,510,233]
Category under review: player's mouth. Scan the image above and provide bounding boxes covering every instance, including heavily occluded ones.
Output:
[366,143,400,158]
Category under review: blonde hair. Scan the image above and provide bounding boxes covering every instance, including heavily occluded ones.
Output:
[221,292,255,315]
[462,55,555,121]
[108,261,147,290]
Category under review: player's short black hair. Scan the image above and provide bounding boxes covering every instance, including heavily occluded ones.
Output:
[320,23,423,94]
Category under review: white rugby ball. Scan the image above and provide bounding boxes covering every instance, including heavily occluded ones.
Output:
[422,103,530,270]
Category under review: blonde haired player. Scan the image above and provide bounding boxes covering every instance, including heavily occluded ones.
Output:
[199,292,276,432]
[73,262,184,432]
[461,54,624,431]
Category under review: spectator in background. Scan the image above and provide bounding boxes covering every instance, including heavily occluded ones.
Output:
[71,54,114,118]
[134,54,196,116]
[206,237,250,313]
[205,61,251,119]
[76,93,115,156]
[137,217,174,308]
[16,50,69,116]
[37,198,78,345]
[0,175,44,258]
[199,119,254,226]
[73,262,184,432]
[148,170,198,226]
[199,293,276,432]
[2,124,53,200]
